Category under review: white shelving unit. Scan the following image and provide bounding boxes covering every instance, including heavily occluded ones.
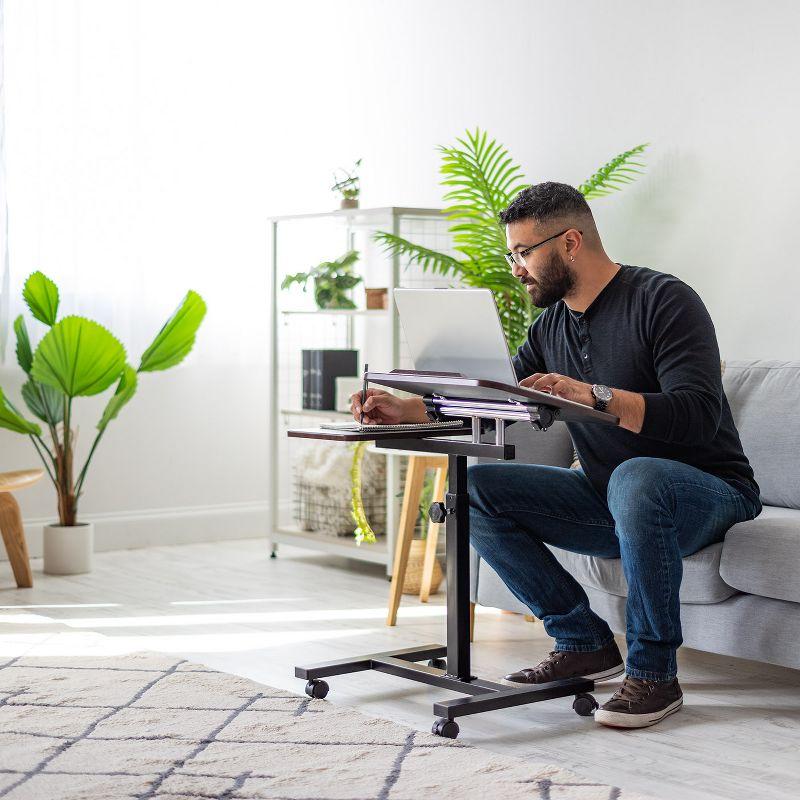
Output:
[267,207,457,575]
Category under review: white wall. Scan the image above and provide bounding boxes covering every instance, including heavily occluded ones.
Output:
[1,0,797,551]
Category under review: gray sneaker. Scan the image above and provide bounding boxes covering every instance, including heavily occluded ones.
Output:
[501,640,624,686]
[595,674,683,728]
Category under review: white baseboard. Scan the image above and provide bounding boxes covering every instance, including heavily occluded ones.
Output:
[7,501,269,560]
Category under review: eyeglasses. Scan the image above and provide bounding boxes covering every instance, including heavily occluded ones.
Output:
[503,228,580,268]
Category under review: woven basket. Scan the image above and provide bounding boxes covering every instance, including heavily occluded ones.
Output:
[402,539,443,595]
[292,441,386,537]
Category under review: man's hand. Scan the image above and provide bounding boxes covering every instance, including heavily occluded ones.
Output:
[520,372,594,407]
[520,372,646,433]
[349,388,416,425]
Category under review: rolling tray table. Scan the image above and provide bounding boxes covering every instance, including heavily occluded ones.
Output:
[289,371,618,739]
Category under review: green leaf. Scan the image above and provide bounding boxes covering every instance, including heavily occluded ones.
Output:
[578,143,649,200]
[97,364,138,432]
[31,315,127,397]
[138,290,207,373]
[13,315,33,373]
[281,251,360,294]
[22,271,60,326]
[373,232,462,278]
[280,272,310,290]
[0,387,42,435]
[21,379,64,425]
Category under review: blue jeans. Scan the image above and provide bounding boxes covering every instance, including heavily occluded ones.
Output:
[468,457,761,681]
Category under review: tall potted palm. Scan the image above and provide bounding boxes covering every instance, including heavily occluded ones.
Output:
[374,128,648,353]
[0,271,207,574]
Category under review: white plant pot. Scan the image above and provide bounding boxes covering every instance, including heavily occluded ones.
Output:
[43,522,94,575]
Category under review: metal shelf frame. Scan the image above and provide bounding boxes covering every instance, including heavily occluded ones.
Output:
[267,207,451,574]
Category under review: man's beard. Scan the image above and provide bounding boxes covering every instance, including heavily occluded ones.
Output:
[521,251,576,308]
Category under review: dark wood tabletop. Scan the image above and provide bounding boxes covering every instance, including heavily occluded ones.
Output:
[286,424,473,443]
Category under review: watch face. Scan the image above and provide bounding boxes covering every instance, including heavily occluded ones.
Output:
[593,384,613,402]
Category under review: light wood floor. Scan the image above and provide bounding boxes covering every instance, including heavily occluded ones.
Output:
[0,539,798,800]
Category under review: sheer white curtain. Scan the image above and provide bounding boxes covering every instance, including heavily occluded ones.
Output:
[3,0,271,368]
[0,0,9,363]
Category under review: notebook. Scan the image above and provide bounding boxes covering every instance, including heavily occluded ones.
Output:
[318,420,467,433]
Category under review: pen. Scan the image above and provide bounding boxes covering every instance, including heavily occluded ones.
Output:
[360,363,368,425]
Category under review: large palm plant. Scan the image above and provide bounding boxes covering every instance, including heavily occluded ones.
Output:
[0,271,206,526]
[375,129,648,352]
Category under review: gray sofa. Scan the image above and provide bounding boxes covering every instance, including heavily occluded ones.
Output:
[469,360,800,670]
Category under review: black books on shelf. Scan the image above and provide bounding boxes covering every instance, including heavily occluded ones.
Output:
[301,349,358,411]
[302,350,311,409]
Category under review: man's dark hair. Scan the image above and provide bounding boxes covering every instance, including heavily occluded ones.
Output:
[498,181,592,226]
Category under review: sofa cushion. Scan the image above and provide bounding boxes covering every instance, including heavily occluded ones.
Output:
[474,553,533,615]
[504,419,575,467]
[545,542,738,604]
[719,505,800,603]
[723,360,800,509]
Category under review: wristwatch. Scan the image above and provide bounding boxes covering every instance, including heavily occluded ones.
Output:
[591,384,613,412]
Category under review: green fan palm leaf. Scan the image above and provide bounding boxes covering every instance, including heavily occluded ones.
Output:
[138,290,207,373]
[97,364,138,433]
[0,388,41,436]
[31,316,127,397]
[22,271,60,327]
[21,379,64,426]
[13,315,33,374]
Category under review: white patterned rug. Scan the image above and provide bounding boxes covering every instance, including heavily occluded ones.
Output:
[0,652,652,800]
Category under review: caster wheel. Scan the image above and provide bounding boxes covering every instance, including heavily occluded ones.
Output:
[572,693,598,716]
[427,658,447,670]
[305,679,329,700]
[431,717,459,739]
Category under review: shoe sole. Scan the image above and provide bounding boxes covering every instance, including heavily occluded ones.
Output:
[594,696,683,728]
[499,662,625,687]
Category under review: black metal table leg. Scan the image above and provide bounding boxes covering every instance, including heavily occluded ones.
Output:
[445,453,473,681]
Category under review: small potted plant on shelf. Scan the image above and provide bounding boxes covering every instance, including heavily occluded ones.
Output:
[280,250,363,309]
[331,158,362,209]
[0,271,207,575]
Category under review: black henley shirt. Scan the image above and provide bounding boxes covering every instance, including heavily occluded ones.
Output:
[509,263,761,507]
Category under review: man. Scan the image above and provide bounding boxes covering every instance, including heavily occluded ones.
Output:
[350,182,761,729]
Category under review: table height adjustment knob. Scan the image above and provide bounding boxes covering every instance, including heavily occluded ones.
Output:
[428,502,448,524]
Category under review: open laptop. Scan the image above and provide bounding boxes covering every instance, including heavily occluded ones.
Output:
[392,288,519,384]
[317,288,521,432]
[331,287,612,425]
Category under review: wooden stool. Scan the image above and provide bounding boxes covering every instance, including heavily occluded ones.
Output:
[386,455,447,626]
[418,457,448,604]
[386,455,479,642]
[0,469,44,588]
